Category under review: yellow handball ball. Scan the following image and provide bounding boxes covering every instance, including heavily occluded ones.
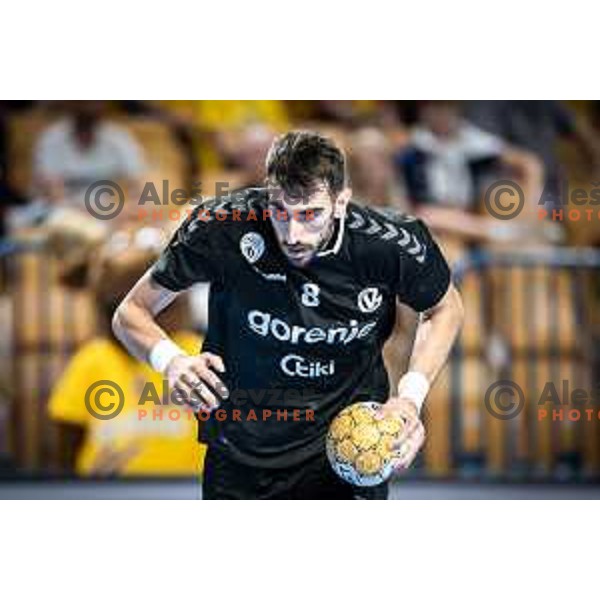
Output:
[326,401,405,487]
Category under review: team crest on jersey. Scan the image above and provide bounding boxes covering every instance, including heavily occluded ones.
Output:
[357,287,382,313]
[240,232,265,264]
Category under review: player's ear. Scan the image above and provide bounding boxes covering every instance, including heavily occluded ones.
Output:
[333,187,352,218]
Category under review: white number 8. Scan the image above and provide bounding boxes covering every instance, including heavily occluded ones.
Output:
[301,283,320,307]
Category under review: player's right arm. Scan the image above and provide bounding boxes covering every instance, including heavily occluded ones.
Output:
[112,209,229,410]
[111,268,182,364]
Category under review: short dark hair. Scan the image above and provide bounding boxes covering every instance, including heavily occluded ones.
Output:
[265,130,346,199]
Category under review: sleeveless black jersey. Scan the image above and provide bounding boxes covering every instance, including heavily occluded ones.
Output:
[151,187,451,468]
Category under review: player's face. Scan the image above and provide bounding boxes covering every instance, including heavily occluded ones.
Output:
[267,184,350,267]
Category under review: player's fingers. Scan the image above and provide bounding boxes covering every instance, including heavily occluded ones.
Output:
[172,370,197,394]
[172,373,200,408]
[396,444,420,469]
[391,446,415,472]
[377,403,418,430]
[203,352,226,373]
[188,379,220,411]
[173,373,215,411]
[191,364,229,399]
[402,416,421,437]
[389,419,419,451]
[391,435,409,454]
[186,393,213,414]
[392,421,424,452]
[394,425,425,467]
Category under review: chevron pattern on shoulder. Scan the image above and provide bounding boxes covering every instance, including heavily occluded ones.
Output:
[370,206,418,224]
[347,209,427,263]
[381,222,398,240]
[365,217,382,235]
[347,211,366,229]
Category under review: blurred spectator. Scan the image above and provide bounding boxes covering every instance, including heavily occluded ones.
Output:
[396,101,546,245]
[348,126,410,211]
[118,101,198,189]
[204,102,286,178]
[49,332,202,476]
[466,100,600,205]
[158,100,289,173]
[49,327,202,477]
[32,101,145,212]
[233,123,277,188]
[301,101,399,128]
[196,100,289,132]
[48,227,204,477]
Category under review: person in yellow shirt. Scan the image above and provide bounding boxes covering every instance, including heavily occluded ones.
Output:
[48,223,205,477]
[48,330,204,477]
[158,100,290,171]
[159,100,289,132]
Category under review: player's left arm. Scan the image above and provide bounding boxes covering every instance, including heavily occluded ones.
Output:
[379,217,464,468]
[403,282,464,397]
[382,283,463,468]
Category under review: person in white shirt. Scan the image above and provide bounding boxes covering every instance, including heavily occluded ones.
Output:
[396,101,545,244]
[33,101,145,210]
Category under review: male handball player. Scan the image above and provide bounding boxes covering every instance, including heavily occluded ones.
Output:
[113,130,464,499]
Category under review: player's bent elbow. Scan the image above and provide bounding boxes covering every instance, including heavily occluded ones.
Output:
[111,303,124,341]
[111,299,130,344]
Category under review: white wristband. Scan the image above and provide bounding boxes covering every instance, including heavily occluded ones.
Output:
[149,339,186,374]
[397,371,430,414]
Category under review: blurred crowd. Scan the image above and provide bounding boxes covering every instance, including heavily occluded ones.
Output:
[3,100,600,246]
[1,100,599,479]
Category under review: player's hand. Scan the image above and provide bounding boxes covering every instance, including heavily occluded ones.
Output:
[164,352,228,412]
[377,397,425,470]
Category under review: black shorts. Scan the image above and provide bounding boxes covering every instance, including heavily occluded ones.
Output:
[202,444,388,500]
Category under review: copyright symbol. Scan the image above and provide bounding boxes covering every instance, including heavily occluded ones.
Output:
[484,180,525,220]
[84,180,124,220]
[85,380,125,420]
[485,380,525,421]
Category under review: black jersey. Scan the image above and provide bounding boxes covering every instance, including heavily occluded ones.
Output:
[151,187,451,468]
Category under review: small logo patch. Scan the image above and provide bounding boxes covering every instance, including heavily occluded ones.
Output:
[240,232,265,264]
[357,287,382,313]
